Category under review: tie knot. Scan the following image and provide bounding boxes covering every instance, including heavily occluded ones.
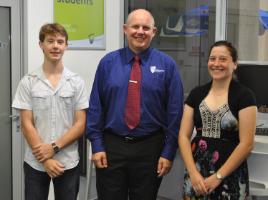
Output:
[134,56,140,63]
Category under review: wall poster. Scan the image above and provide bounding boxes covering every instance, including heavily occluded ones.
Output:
[54,0,105,49]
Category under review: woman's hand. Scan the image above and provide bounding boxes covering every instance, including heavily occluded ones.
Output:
[204,173,222,194]
[189,170,208,196]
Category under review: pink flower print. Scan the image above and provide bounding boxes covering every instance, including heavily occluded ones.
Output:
[199,139,207,151]
[212,151,219,164]
[191,143,196,152]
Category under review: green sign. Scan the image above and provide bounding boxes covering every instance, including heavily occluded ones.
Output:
[54,0,105,49]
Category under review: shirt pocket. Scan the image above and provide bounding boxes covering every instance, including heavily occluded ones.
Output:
[32,91,50,110]
[151,72,165,90]
[59,90,75,110]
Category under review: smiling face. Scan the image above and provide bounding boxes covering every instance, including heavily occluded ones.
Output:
[39,34,67,63]
[124,9,157,54]
[208,45,237,81]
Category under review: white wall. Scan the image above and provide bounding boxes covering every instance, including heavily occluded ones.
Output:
[25,0,124,95]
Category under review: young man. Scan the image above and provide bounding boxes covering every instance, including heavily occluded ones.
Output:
[87,9,184,200]
[12,23,88,200]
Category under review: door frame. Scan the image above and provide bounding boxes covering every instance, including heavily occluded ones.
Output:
[0,0,24,199]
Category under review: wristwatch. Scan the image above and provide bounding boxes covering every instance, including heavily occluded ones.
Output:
[51,142,60,154]
[216,171,223,180]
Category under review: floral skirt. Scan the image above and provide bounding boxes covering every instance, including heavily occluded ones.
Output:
[182,136,249,200]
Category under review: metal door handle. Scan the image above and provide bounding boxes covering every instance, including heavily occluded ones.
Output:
[9,114,20,132]
[9,114,19,120]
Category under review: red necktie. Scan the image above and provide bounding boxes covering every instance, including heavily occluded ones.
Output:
[125,56,141,129]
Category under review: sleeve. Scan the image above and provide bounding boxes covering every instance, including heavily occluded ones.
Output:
[238,86,257,110]
[185,86,199,108]
[161,60,184,160]
[74,77,89,110]
[86,61,106,153]
[12,76,32,110]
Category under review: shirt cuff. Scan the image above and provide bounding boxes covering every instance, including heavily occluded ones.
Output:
[161,142,178,161]
[90,138,105,153]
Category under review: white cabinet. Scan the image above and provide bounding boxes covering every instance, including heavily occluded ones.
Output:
[248,135,268,197]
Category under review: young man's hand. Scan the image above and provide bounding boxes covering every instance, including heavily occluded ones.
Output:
[43,159,65,178]
[32,143,54,162]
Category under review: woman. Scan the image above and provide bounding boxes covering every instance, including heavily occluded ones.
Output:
[179,41,257,199]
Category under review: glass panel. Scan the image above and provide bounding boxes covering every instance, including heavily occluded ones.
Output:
[125,0,216,97]
[227,1,268,138]
[124,2,216,199]
[227,0,268,63]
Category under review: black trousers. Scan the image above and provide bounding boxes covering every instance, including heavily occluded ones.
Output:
[96,131,165,200]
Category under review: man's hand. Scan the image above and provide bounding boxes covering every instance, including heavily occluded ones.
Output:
[43,159,65,178]
[91,152,108,168]
[157,157,173,177]
[32,143,54,163]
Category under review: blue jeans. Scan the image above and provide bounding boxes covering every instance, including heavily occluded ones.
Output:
[24,162,80,200]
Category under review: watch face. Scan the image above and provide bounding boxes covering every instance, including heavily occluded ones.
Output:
[54,146,60,153]
[52,143,60,154]
[216,172,222,180]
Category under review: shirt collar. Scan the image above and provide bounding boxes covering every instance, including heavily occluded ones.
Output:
[29,66,76,81]
[125,47,153,64]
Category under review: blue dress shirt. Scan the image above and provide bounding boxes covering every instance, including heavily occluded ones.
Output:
[86,47,184,160]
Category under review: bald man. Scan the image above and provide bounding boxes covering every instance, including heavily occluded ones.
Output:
[86,9,184,200]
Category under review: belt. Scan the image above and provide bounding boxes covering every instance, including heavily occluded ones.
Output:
[105,130,163,143]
